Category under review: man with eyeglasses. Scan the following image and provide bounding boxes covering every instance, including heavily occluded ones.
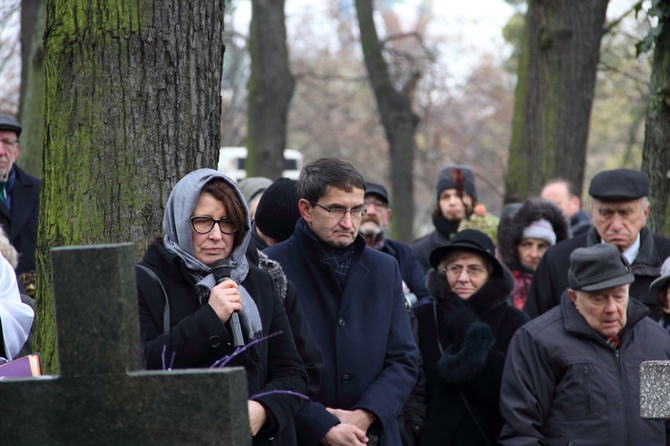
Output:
[361,182,430,306]
[0,115,40,277]
[500,243,670,444]
[265,157,419,446]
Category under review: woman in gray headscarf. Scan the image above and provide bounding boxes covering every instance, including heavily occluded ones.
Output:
[136,169,308,445]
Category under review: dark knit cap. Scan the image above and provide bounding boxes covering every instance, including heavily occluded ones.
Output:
[588,169,649,201]
[568,244,634,291]
[255,177,300,242]
[435,164,477,201]
[0,115,21,137]
[365,182,389,204]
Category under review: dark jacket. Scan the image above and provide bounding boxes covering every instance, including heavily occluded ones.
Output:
[497,198,570,310]
[253,249,324,399]
[0,165,39,275]
[137,241,308,446]
[412,229,452,273]
[525,226,670,319]
[500,293,670,445]
[381,238,431,304]
[414,268,529,445]
[265,221,419,446]
[570,208,591,238]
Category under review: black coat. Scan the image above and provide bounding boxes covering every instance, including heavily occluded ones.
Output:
[0,165,39,275]
[137,241,308,446]
[414,269,529,445]
[265,222,419,446]
[525,226,670,319]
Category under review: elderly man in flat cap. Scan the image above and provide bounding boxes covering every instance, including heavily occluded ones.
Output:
[500,243,670,445]
[524,168,670,319]
[0,115,39,278]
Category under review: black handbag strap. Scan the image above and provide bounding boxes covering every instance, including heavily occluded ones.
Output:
[432,303,493,446]
[136,264,171,335]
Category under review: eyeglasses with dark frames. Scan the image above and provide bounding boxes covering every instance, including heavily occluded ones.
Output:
[190,216,238,234]
[309,201,367,219]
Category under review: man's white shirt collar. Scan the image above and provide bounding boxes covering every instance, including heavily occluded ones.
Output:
[601,233,641,264]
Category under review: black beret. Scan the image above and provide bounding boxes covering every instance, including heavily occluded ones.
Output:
[588,169,649,201]
[0,115,21,137]
[365,182,389,204]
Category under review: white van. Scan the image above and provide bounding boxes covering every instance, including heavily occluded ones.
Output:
[217,147,303,181]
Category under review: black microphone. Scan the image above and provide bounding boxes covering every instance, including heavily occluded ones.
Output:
[210,259,245,347]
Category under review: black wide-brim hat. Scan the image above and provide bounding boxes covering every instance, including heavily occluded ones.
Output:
[429,228,503,277]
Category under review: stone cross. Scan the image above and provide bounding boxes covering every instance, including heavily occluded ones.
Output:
[640,361,670,419]
[0,243,250,445]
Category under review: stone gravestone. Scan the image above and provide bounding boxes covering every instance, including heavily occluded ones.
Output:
[0,243,250,445]
[640,361,670,419]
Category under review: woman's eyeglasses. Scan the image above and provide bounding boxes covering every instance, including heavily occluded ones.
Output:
[190,216,238,234]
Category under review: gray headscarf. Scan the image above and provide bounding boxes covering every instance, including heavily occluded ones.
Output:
[163,168,262,347]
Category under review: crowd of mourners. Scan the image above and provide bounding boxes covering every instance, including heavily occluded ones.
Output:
[3,112,670,445]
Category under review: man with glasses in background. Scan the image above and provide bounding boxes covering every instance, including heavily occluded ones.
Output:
[0,115,40,279]
[360,182,430,306]
[265,157,419,446]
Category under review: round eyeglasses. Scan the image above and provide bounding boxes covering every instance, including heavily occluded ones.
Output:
[190,216,238,234]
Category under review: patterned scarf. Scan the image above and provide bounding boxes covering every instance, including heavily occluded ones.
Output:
[606,330,623,350]
[0,168,16,208]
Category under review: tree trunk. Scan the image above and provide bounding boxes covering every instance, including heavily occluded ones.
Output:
[17,0,46,177]
[354,0,419,243]
[246,0,294,179]
[35,0,226,373]
[641,14,670,234]
[504,0,608,204]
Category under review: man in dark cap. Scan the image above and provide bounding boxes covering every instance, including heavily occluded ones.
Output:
[361,182,430,305]
[412,164,478,272]
[0,115,40,277]
[500,243,670,444]
[525,168,670,319]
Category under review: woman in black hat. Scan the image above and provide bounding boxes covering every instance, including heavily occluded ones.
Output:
[414,229,529,445]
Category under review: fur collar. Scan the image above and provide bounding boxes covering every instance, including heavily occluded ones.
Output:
[497,197,570,271]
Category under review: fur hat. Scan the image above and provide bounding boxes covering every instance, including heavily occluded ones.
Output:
[255,178,300,242]
[497,197,570,272]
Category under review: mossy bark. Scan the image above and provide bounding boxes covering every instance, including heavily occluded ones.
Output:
[641,16,670,234]
[504,0,608,204]
[35,0,225,373]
